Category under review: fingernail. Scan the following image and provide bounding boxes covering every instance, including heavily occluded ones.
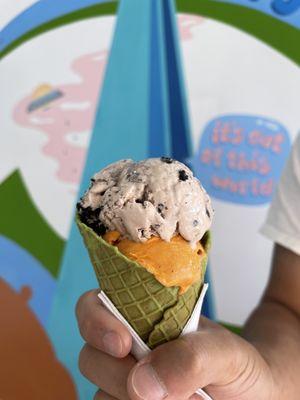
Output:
[131,362,168,400]
[102,331,123,356]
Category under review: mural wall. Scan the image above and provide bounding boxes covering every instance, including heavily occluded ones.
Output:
[1,0,299,398]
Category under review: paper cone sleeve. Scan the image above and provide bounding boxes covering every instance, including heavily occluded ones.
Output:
[76,215,211,349]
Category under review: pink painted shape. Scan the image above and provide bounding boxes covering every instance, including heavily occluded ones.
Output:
[13,16,204,186]
[178,14,204,40]
[13,51,108,185]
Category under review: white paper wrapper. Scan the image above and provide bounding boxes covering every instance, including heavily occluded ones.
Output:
[98,283,213,400]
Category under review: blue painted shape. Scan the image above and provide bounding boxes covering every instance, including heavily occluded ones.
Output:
[211,0,300,28]
[27,89,63,112]
[271,0,300,15]
[79,2,151,187]
[0,0,114,53]
[156,0,215,319]
[2,0,300,58]
[162,0,192,163]
[147,0,192,162]
[48,1,152,398]
[0,235,56,327]
[190,115,291,205]
[2,0,300,56]
[148,0,169,157]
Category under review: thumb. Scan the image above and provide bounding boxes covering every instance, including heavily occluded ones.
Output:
[127,319,261,400]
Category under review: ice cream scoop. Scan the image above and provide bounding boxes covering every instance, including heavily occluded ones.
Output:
[103,231,206,294]
[77,157,213,247]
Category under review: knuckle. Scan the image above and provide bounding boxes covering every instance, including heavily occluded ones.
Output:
[178,335,206,372]
[214,327,253,377]
[216,326,236,347]
[208,322,240,350]
[78,310,104,342]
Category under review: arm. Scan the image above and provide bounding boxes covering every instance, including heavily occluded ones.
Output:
[243,244,300,398]
[76,247,300,400]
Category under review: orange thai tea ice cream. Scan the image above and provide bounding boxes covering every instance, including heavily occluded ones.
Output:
[103,230,206,294]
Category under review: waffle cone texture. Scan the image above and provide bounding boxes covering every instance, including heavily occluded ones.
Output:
[77,215,211,348]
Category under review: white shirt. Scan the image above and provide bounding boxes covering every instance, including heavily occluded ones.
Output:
[261,133,300,255]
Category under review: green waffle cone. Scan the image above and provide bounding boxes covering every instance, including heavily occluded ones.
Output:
[77,215,210,348]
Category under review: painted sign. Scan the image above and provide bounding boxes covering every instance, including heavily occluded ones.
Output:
[191,115,291,205]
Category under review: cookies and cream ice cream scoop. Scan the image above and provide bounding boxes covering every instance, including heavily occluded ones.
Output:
[77,157,213,247]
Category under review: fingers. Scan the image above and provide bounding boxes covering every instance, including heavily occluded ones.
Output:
[76,289,132,357]
[127,322,259,400]
[79,343,135,400]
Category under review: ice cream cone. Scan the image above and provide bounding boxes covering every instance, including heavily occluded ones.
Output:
[77,215,210,348]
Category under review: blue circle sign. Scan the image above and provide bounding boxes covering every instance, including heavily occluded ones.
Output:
[190,115,291,205]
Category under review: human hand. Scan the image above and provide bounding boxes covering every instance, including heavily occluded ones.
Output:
[76,290,276,400]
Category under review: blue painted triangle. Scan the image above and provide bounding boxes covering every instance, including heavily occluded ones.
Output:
[148,0,170,156]
[153,0,215,317]
[48,1,214,398]
[48,3,154,398]
[80,0,152,190]
[161,0,192,162]
[148,0,192,162]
